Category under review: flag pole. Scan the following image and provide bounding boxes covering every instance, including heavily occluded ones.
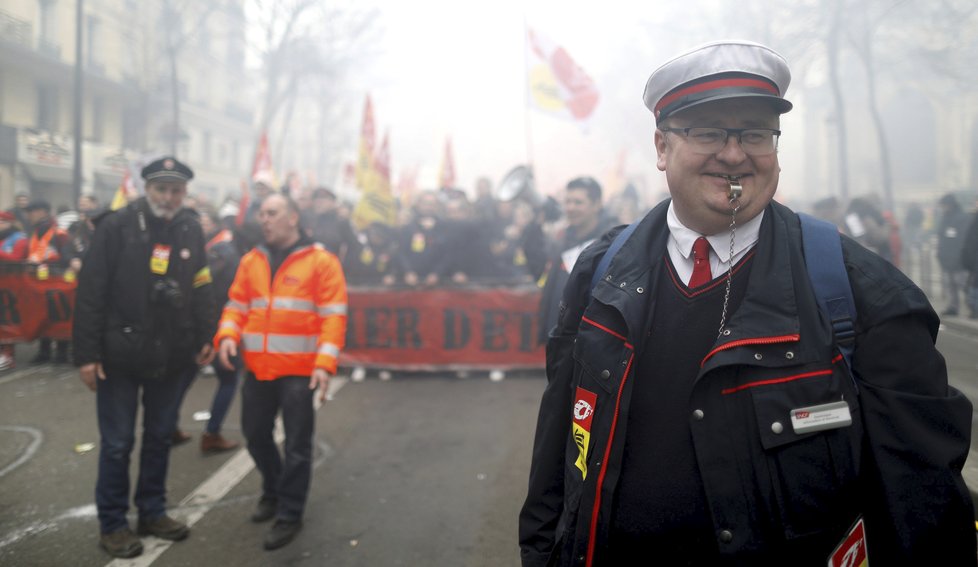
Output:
[522,16,534,170]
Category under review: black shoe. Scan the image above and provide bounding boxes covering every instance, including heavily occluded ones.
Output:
[251,496,277,523]
[53,351,69,364]
[137,514,189,541]
[99,527,143,558]
[264,519,302,550]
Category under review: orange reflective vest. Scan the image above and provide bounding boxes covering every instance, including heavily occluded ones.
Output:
[214,242,347,379]
[27,224,67,263]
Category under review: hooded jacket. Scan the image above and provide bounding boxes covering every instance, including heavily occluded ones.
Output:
[519,200,975,567]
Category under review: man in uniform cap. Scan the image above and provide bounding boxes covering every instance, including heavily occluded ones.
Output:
[73,155,217,558]
[520,40,975,566]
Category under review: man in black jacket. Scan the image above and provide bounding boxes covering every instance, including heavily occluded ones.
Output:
[936,193,971,316]
[73,156,217,558]
[519,40,975,567]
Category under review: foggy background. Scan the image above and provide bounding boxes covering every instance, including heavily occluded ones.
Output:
[2,0,977,217]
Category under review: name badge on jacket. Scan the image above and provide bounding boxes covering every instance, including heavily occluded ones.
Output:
[791,401,852,434]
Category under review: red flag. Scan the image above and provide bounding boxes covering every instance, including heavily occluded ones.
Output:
[251,130,273,180]
[235,179,249,227]
[438,137,456,189]
[526,27,600,121]
[237,130,275,226]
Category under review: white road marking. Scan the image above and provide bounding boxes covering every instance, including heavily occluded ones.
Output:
[0,504,97,551]
[104,377,347,567]
[0,425,43,478]
[0,366,51,386]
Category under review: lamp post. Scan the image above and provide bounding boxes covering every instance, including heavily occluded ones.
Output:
[72,0,84,204]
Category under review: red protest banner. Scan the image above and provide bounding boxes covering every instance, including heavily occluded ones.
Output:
[0,269,548,371]
[0,266,76,342]
[341,286,545,370]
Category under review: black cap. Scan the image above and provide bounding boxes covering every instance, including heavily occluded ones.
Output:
[25,198,51,212]
[141,156,194,183]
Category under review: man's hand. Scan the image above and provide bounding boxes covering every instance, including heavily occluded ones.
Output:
[218,338,237,370]
[196,344,215,366]
[79,362,105,392]
[309,368,331,403]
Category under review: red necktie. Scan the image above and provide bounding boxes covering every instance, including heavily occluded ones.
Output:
[689,237,712,288]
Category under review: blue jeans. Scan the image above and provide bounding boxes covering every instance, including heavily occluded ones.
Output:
[207,355,241,434]
[95,366,192,533]
[241,374,315,522]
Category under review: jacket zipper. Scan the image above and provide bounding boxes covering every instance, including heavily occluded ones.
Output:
[700,333,800,368]
[584,350,634,567]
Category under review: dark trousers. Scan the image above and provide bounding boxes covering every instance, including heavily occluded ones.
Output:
[207,355,241,434]
[95,366,191,533]
[241,374,315,522]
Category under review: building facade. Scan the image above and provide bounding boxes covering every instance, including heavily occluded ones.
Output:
[0,0,255,211]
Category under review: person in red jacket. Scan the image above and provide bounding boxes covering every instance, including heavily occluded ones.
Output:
[0,210,27,370]
[215,193,347,551]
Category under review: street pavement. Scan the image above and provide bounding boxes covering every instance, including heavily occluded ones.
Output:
[0,354,542,567]
[1,305,978,565]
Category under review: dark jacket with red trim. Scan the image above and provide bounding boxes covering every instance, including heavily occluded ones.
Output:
[519,199,975,567]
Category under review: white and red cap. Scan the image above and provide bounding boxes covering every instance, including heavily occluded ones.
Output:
[643,40,792,123]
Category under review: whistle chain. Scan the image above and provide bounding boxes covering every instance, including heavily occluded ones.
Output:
[717,178,741,337]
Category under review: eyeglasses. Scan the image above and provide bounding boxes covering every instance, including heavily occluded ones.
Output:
[659,127,781,156]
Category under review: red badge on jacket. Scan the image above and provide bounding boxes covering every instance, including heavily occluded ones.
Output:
[572,387,597,479]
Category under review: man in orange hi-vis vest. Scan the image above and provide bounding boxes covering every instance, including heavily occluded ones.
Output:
[215,192,347,552]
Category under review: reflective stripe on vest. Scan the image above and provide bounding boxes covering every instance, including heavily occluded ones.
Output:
[272,297,316,312]
[242,333,264,351]
[251,298,269,309]
[266,334,319,354]
[239,333,320,355]
[318,303,347,317]
[219,320,240,333]
[225,300,248,313]
[318,343,340,357]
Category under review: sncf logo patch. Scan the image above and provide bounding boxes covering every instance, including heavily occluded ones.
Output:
[283,275,301,286]
[574,399,593,421]
[572,387,597,480]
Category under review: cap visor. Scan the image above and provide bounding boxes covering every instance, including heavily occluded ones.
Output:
[661,93,792,122]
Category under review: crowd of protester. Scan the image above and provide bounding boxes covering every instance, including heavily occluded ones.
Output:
[185,176,642,293]
[809,191,978,319]
[3,177,978,373]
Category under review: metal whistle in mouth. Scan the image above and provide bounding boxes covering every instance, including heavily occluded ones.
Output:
[721,175,743,200]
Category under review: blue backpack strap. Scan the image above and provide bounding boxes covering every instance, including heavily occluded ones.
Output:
[590,220,641,292]
[797,213,857,374]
